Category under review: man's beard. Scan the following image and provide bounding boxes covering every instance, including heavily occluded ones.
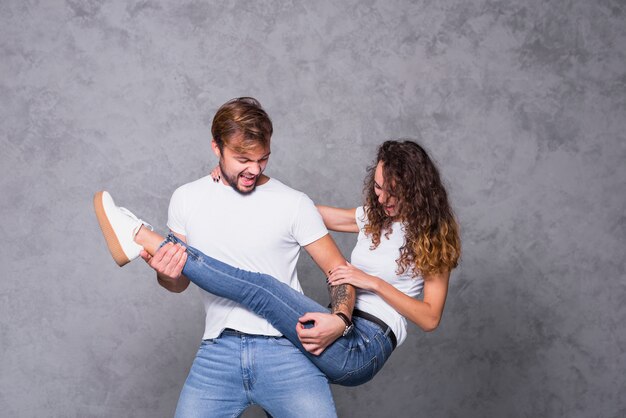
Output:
[219,161,257,195]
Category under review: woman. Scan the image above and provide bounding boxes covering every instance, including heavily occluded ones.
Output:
[94,140,460,386]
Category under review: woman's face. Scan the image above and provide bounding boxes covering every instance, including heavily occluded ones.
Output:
[374,161,399,218]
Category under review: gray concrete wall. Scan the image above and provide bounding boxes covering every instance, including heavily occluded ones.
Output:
[1,0,624,417]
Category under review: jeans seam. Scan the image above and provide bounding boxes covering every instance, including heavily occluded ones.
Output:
[194,258,325,325]
[373,332,391,374]
[231,407,247,418]
[332,354,377,385]
[171,232,326,332]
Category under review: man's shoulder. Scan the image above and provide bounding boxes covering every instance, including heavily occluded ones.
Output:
[173,175,213,196]
[263,178,308,200]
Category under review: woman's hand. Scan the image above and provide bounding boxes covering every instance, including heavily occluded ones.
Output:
[327,263,380,292]
[210,165,222,182]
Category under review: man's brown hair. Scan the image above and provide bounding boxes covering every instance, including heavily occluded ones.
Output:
[211,97,273,152]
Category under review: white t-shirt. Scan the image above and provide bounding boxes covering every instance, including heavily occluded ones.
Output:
[350,206,424,346]
[167,175,328,339]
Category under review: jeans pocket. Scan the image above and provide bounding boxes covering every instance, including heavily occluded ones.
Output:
[266,336,295,347]
[345,327,370,353]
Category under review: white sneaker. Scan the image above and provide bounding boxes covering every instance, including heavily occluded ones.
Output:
[93,191,153,266]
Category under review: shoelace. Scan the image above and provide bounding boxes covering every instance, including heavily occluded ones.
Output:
[119,206,154,233]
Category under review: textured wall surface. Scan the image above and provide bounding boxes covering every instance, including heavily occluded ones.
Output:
[1,0,625,417]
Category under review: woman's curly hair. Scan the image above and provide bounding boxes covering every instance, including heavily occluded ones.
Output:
[363,140,461,276]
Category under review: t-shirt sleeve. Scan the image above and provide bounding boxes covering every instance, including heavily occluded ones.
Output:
[292,194,329,246]
[166,186,187,236]
[355,206,366,230]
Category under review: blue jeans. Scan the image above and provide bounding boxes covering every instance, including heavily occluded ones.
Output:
[166,233,394,387]
[174,331,337,418]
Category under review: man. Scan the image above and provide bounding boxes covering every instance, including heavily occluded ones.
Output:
[142,97,354,417]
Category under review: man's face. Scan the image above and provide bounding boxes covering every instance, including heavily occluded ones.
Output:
[212,135,271,195]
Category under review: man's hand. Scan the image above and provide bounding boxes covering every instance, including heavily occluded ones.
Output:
[296,312,346,356]
[141,242,190,293]
[141,242,187,278]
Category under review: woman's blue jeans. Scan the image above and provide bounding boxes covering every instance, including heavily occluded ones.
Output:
[165,234,394,386]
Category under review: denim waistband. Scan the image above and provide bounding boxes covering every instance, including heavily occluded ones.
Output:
[219,328,284,339]
[221,328,247,336]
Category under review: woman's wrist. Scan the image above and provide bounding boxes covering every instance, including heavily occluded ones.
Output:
[369,274,383,293]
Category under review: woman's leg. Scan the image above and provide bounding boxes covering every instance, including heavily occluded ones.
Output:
[133,230,329,329]
[93,195,386,386]
[134,229,387,384]
[134,224,166,255]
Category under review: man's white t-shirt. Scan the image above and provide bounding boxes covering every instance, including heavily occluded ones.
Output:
[350,206,424,347]
[167,175,328,340]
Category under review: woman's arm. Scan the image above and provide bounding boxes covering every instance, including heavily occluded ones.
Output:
[327,266,450,332]
[375,271,449,332]
[316,206,359,233]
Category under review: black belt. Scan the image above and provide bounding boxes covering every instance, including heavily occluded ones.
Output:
[352,309,397,350]
[222,328,245,335]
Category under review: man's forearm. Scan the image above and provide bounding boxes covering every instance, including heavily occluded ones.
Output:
[303,234,356,318]
[329,283,355,318]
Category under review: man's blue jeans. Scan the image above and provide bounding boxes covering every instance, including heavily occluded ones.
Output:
[174,331,337,417]
[166,234,394,389]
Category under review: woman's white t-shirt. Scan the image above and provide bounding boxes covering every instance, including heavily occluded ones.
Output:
[350,206,424,346]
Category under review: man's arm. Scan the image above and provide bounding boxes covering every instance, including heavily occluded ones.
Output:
[140,231,191,293]
[305,234,355,316]
[296,234,356,355]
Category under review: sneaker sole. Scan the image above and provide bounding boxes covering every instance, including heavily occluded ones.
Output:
[93,191,130,267]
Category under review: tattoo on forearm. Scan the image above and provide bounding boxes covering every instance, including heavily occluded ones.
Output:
[329,284,355,314]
